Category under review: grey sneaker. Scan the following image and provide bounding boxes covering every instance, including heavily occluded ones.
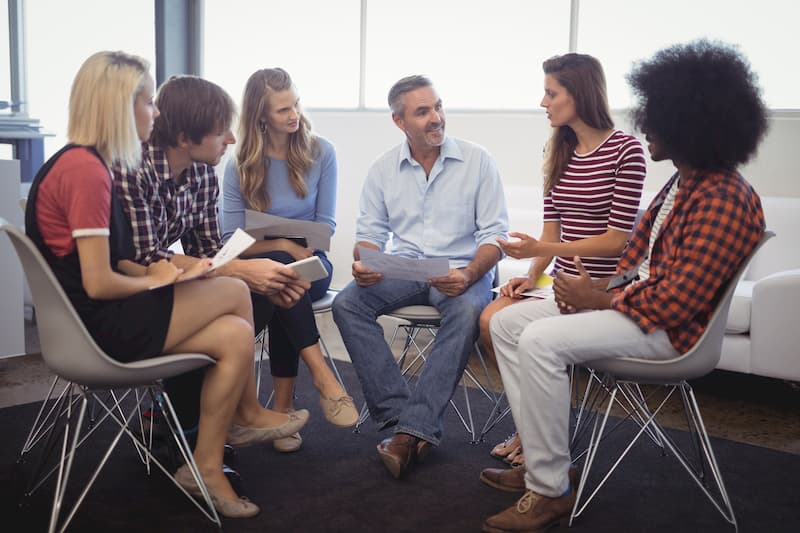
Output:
[227,409,310,448]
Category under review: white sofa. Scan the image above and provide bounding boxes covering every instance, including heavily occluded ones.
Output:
[498,186,800,382]
[722,196,800,381]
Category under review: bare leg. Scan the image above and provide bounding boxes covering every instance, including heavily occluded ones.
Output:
[166,278,297,428]
[479,296,522,365]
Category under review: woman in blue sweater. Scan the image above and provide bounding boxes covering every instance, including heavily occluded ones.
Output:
[222,68,357,452]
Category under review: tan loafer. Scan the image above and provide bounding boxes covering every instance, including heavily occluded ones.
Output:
[227,409,310,448]
[319,395,359,427]
[273,432,303,453]
[174,465,261,519]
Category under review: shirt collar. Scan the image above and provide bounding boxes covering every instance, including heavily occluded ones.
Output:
[397,136,463,169]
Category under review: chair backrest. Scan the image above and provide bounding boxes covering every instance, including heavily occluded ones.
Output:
[0,218,209,387]
[588,231,775,383]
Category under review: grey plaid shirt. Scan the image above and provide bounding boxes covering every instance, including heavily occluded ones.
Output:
[112,143,221,265]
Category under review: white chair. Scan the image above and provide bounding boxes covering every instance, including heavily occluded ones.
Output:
[255,289,345,402]
[354,304,501,443]
[570,231,774,531]
[1,218,222,532]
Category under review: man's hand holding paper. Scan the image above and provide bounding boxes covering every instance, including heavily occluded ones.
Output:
[357,246,450,283]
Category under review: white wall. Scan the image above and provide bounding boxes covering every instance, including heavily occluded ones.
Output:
[305,110,800,289]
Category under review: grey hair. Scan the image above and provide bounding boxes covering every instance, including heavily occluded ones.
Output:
[387,75,433,116]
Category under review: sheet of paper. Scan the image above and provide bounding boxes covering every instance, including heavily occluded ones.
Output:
[244,210,331,251]
[149,228,255,290]
[492,273,554,299]
[359,246,450,282]
[211,227,255,271]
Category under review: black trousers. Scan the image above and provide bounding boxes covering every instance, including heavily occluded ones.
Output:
[164,250,332,431]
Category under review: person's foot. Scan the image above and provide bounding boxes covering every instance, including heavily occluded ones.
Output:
[480,464,526,492]
[376,433,433,479]
[273,432,303,453]
[491,432,522,463]
[227,409,309,448]
[319,395,359,427]
[174,465,260,519]
[482,487,576,533]
[480,464,579,493]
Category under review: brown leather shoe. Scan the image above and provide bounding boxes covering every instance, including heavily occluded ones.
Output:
[480,464,526,492]
[480,465,579,494]
[482,488,576,533]
[376,433,433,479]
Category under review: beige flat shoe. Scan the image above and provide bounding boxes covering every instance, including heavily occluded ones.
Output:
[174,465,261,519]
[319,395,358,427]
[227,409,310,448]
[273,432,303,453]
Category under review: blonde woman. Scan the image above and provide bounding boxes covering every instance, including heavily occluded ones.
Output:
[222,67,357,452]
[26,52,308,518]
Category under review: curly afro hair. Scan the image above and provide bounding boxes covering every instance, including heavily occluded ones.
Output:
[627,39,768,171]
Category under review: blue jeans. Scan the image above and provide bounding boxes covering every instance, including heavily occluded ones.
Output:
[332,274,492,445]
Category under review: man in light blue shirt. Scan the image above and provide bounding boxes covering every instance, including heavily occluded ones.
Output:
[332,75,508,479]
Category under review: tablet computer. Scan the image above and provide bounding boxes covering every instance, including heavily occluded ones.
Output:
[288,255,329,282]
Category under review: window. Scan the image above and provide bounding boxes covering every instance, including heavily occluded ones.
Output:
[577,0,800,109]
[0,0,11,114]
[24,0,155,156]
[364,0,571,109]
[203,0,361,109]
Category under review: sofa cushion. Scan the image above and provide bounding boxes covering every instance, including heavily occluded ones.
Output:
[726,280,754,334]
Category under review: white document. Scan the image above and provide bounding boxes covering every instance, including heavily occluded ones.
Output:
[358,246,450,282]
[211,228,255,271]
[149,228,255,290]
[244,210,331,251]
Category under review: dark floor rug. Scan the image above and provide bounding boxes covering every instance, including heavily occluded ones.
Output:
[1,361,798,533]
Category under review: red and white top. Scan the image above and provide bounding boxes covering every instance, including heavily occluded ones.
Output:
[35,147,112,257]
[543,129,646,278]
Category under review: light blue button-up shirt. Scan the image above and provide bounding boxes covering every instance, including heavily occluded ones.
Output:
[357,137,508,269]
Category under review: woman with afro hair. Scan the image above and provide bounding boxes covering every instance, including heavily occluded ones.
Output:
[481,39,767,532]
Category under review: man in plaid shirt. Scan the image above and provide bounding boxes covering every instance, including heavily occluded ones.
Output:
[113,75,309,433]
[481,41,768,533]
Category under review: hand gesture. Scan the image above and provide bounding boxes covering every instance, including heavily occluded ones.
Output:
[430,268,472,297]
[496,232,541,260]
[352,260,383,287]
[500,276,535,298]
[553,257,593,313]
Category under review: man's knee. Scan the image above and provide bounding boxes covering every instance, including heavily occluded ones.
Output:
[332,283,360,324]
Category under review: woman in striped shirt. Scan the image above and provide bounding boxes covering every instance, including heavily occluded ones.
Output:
[481,53,646,467]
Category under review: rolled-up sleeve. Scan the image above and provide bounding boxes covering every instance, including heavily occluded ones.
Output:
[355,163,391,251]
[473,153,508,249]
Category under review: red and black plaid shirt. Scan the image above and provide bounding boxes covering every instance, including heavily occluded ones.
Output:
[112,143,222,265]
[610,169,765,354]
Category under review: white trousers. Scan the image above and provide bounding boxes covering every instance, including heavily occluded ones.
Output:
[489,297,678,497]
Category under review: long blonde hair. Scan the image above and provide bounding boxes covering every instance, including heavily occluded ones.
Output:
[542,53,613,194]
[68,51,150,167]
[236,68,317,211]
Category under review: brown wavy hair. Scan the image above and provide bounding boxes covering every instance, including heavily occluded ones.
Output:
[542,53,613,194]
[236,68,317,211]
